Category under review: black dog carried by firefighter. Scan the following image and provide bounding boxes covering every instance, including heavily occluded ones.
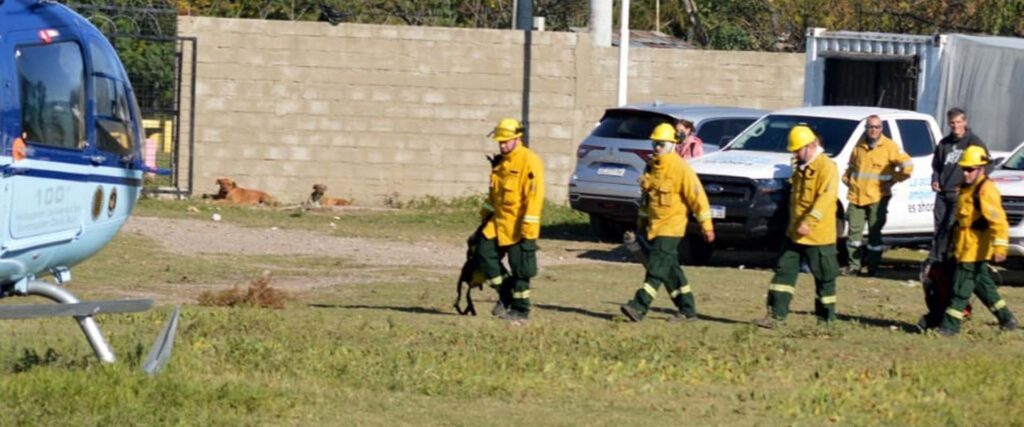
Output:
[455,118,545,325]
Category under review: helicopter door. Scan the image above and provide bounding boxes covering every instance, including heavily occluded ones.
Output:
[5,35,89,253]
[88,36,141,223]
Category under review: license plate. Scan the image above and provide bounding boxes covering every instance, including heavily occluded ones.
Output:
[710,205,726,219]
[597,167,626,177]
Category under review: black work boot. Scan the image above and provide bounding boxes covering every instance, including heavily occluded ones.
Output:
[619,304,643,322]
[491,301,509,317]
[936,328,958,337]
[499,309,529,326]
[1000,316,1019,332]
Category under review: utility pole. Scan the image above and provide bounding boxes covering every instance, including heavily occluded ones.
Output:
[589,0,612,47]
[617,0,630,106]
[517,0,533,146]
[655,0,660,32]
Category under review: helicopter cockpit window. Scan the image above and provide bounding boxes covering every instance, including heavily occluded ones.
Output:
[16,42,86,150]
[89,38,123,79]
[90,39,134,156]
[94,78,134,156]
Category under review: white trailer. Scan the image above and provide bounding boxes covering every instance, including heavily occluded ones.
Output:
[803,28,1024,152]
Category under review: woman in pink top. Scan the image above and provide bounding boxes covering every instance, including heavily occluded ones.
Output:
[675,119,704,159]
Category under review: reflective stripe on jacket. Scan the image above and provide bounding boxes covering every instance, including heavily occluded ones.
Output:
[789,152,839,245]
[481,145,545,246]
[842,135,913,206]
[639,152,713,240]
[954,178,1010,262]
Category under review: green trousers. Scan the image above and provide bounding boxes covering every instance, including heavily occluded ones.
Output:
[846,197,889,271]
[939,262,1014,332]
[476,237,537,315]
[625,236,695,319]
[766,239,839,322]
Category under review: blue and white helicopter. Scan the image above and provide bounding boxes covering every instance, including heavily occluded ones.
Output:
[0,0,177,373]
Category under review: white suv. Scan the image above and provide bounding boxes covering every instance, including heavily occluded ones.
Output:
[990,141,1024,268]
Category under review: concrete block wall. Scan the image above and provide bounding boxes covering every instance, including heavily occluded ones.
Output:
[178,17,804,205]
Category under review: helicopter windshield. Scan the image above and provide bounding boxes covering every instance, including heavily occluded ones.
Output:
[17,41,86,150]
[90,38,136,157]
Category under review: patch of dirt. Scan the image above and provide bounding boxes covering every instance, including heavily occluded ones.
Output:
[123,216,619,268]
[125,216,464,267]
[118,216,626,304]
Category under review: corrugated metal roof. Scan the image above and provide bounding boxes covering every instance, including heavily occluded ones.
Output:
[612,30,695,49]
[810,29,938,57]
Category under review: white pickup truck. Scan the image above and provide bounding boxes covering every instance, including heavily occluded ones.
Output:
[685,106,939,263]
[990,142,1024,269]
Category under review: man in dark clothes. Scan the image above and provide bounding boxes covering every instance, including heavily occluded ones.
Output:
[930,108,988,262]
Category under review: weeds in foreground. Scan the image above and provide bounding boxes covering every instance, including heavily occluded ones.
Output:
[198,270,290,309]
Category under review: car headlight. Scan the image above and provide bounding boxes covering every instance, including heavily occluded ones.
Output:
[754,178,788,194]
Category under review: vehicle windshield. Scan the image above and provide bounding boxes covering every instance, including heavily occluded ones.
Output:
[591,110,674,140]
[1001,144,1024,171]
[725,114,858,156]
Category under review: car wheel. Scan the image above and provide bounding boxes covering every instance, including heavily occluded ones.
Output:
[588,214,625,243]
[678,235,713,265]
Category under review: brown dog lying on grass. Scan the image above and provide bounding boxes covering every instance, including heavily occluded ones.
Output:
[309,184,350,207]
[214,178,277,205]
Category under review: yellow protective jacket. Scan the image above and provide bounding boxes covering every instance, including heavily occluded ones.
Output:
[480,145,545,246]
[842,135,913,206]
[954,178,1010,262]
[789,152,839,245]
[638,152,713,240]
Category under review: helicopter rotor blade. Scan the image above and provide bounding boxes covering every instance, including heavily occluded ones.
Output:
[0,298,153,319]
[142,305,180,376]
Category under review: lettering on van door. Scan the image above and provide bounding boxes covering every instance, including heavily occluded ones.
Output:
[905,177,934,213]
[11,183,80,239]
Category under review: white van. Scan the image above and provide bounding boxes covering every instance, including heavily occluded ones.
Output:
[686,106,939,262]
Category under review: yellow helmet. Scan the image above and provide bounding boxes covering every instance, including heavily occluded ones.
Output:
[787,125,817,152]
[649,123,678,143]
[958,145,989,168]
[491,118,523,142]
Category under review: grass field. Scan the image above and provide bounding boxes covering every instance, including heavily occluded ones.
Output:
[1,199,1023,426]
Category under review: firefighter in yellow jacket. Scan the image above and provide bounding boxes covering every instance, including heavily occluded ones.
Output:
[755,125,840,328]
[841,115,914,276]
[620,123,714,322]
[477,118,544,324]
[937,146,1018,335]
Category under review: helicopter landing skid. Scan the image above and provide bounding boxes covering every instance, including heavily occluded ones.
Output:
[0,280,180,374]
